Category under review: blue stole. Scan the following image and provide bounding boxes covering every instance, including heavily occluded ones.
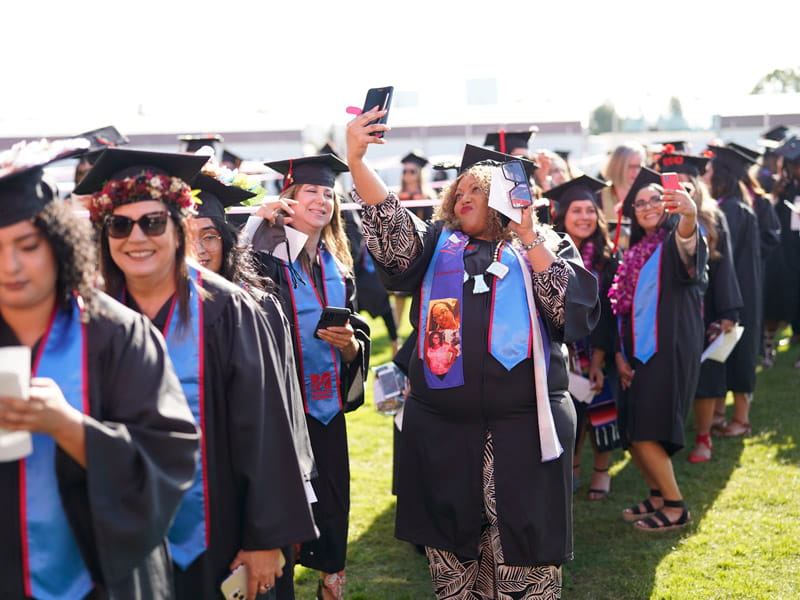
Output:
[164,267,208,570]
[632,242,663,364]
[418,229,549,388]
[22,299,93,600]
[284,248,346,425]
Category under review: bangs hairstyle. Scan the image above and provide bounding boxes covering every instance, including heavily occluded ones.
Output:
[434,165,511,242]
[32,200,99,317]
[99,202,198,329]
[602,143,647,187]
[280,183,353,274]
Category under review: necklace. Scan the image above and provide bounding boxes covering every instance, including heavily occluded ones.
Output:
[463,240,508,294]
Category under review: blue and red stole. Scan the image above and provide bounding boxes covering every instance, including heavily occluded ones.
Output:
[418,228,563,462]
[20,298,93,600]
[163,266,209,570]
[283,247,346,425]
[631,243,663,364]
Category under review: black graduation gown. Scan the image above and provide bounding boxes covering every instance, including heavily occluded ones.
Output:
[254,250,370,574]
[374,219,599,566]
[718,196,762,393]
[618,227,708,456]
[695,212,744,398]
[126,271,317,599]
[587,253,621,358]
[0,292,200,600]
[343,209,393,318]
[763,183,800,322]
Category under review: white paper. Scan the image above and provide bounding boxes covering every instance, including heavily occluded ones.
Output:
[241,216,307,263]
[488,166,523,224]
[701,325,745,363]
[0,346,33,462]
[568,372,595,404]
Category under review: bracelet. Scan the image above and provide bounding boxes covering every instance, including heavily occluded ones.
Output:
[520,232,546,251]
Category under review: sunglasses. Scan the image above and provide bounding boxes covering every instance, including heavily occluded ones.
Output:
[104,211,170,238]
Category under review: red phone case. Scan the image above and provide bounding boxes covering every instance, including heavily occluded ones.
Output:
[661,172,682,191]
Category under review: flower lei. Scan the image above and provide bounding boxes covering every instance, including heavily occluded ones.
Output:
[608,228,668,315]
[579,239,595,272]
[88,171,199,225]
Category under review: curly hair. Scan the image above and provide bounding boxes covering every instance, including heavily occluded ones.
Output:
[32,200,99,317]
[434,166,516,242]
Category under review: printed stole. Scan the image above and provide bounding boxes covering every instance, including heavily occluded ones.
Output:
[21,299,93,600]
[165,267,209,569]
[419,229,563,462]
[283,249,345,425]
[630,242,663,364]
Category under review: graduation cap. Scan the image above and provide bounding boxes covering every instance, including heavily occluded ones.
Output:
[401,151,428,169]
[459,144,537,178]
[483,128,537,155]
[221,149,243,169]
[264,153,349,190]
[658,141,689,153]
[707,145,756,179]
[656,152,710,177]
[0,138,90,227]
[762,125,789,142]
[727,142,761,163]
[622,166,662,218]
[543,174,606,207]
[192,173,255,220]
[318,142,343,159]
[776,136,800,162]
[179,134,224,153]
[74,125,129,161]
[74,147,208,195]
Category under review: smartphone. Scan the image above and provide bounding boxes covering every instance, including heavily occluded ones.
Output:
[661,172,682,191]
[361,86,393,138]
[502,160,533,209]
[314,306,351,339]
[220,566,248,600]
[376,365,402,399]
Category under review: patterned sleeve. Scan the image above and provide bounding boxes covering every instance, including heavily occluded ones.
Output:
[351,188,423,274]
[531,258,569,330]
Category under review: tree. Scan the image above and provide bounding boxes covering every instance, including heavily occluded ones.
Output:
[590,102,618,134]
[751,67,800,94]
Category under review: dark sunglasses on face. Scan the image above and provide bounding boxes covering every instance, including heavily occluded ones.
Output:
[104,211,169,238]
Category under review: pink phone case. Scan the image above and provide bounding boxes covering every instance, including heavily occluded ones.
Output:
[661,172,681,191]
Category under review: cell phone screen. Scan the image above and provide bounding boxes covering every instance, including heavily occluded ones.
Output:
[501,160,533,209]
[362,87,393,137]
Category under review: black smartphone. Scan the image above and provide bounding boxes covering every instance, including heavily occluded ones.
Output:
[314,306,351,339]
[361,86,393,138]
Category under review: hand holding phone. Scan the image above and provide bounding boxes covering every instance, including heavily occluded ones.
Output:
[661,172,682,191]
[314,307,351,339]
[361,87,393,138]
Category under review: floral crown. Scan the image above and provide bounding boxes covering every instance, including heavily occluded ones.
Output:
[88,170,200,225]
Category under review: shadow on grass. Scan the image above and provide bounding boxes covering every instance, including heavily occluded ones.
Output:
[565,411,745,599]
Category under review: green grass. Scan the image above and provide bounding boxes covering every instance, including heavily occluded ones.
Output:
[293,314,800,599]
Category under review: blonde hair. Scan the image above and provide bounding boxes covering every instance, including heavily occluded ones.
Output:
[602,143,647,188]
[280,183,354,274]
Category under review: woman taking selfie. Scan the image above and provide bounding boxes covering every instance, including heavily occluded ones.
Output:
[76,147,316,600]
[252,154,370,600]
[609,167,707,531]
[347,108,599,599]
[0,141,199,599]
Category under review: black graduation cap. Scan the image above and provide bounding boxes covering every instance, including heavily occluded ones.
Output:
[762,125,789,142]
[656,152,710,177]
[542,174,606,206]
[622,167,662,218]
[179,134,224,153]
[0,138,90,227]
[192,173,255,220]
[658,141,689,153]
[75,125,129,161]
[727,142,761,162]
[221,149,243,169]
[483,128,537,154]
[401,151,428,168]
[73,147,208,195]
[264,154,349,189]
[707,145,756,179]
[459,144,537,179]
[776,136,800,162]
[318,142,342,158]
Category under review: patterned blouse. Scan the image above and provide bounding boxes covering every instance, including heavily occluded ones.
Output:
[353,190,569,329]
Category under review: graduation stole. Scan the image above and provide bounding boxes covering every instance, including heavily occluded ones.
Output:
[419,228,562,462]
[164,266,209,570]
[283,247,345,425]
[630,241,663,364]
[21,298,93,600]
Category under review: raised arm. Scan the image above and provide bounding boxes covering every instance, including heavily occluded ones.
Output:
[346,107,391,205]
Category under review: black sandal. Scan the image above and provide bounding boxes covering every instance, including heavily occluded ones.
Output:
[634,499,691,532]
[621,489,662,522]
[587,467,611,501]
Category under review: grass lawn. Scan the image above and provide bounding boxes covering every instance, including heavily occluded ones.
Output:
[293,312,800,600]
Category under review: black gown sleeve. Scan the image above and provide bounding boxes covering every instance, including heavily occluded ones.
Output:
[708,213,744,324]
[57,294,200,587]
[588,255,620,356]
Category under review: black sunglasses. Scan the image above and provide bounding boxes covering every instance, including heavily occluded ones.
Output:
[104,211,170,238]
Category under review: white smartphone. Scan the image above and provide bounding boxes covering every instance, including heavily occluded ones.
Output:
[220,565,248,600]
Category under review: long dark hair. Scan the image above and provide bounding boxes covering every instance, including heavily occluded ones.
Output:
[32,200,99,317]
[552,198,612,269]
[710,157,748,206]
[99,202,194,327]
[211,217,276,294]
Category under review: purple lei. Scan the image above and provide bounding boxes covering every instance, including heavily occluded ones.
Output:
[579,240,595,272]
[608,228,668,316]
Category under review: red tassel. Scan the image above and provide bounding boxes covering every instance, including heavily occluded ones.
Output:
[281,158,294,193]
[499,130,506,154]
